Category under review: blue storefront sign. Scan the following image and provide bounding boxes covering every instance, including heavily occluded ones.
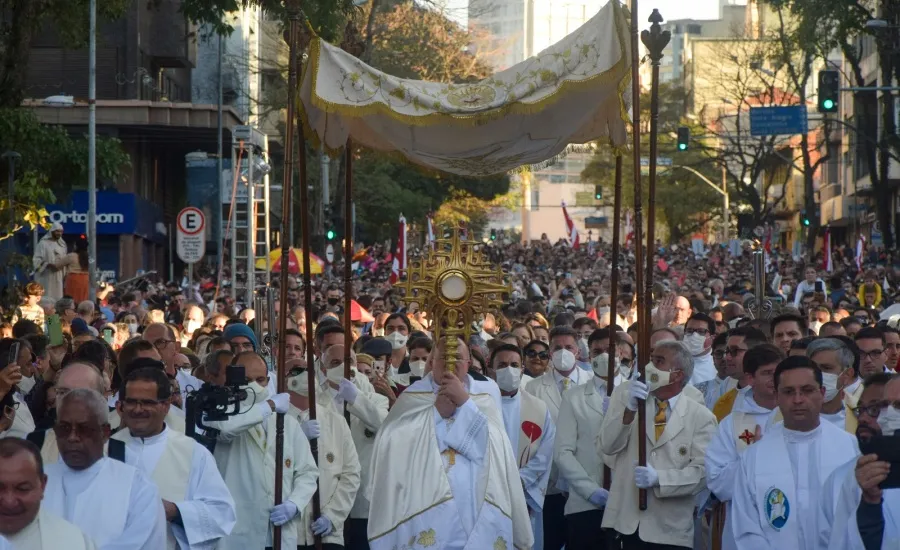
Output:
[750,106,809,137]
[44,191,164,242]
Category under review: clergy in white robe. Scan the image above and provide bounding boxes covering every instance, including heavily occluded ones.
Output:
[705,344,784,550]
[487,343,554,550]
[730,356,859,550]
[807,337,858,431]
[367,337,533,550]
[112,366,236,549]
[42,388,167,550]
[0,437,96,550]
[685,315,718,385]
[205,351,318,550]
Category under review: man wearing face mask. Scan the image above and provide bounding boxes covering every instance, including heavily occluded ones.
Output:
[684,314,717,385]
[285,349,361,550]
[205,351,318,550]
[487,343,555,548]
[181,305,205,346]
[696,333,733,411]
[382,314,411,381]
[314,344,388,550]
[525,325,593,550]
[325,286,342,309]
[599,340,717,549]
[819,373,897,550]
[554,348,612,550]
[807,337,861,430]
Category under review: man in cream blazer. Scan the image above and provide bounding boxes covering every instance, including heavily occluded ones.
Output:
[554,352,613,550]
[599,341,717,550]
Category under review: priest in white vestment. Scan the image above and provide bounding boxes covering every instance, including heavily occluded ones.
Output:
[705,344,784,550]
[112,366,236,549]
[0,437,96,549]
[730,356,859,550]
[807,337,859,430]
[486,343,554,550]
[367,337,533,550]
[287,350,361,549]
[684,314,717,384]
[42,388,167,550]
[694,333,737,411]
[205,351,319,550]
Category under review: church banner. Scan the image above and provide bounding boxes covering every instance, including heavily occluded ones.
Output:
[298,0,632,177]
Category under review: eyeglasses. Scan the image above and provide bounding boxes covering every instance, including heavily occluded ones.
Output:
[53,422,107,439]
[713,350,727,359]
[525,349,550,360]
[852,404,884,419]
[685,328,710,336]
[230,342,254,352]
[121,397,168,409]
[861,349,885,359]
[153,339,175,350]
[725,347,747,357]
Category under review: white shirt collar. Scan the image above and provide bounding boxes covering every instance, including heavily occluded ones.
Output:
[127,424,169,445]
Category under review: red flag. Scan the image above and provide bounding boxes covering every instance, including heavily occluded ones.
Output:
[624,210,634,248]
[561,201,580,248]
[390,215,407,284]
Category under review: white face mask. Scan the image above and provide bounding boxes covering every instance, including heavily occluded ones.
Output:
[385,331,408,350]
[409,360,426,378]
[578,338,590,361]
[782,285,792,295]
[185,320,201,334]
[244,381,269,403]
[551,349,576,373]
[645,362,672,392]
[684,333,708,356]
[592,353,610,379]
[619,359,632,378]
[877,405,900,436]
[127,323,138,334]
[821,372,843,401]
[495,367,522,392]
[373,360,386,376]
[287,372,310,397]
[326,365,345,386]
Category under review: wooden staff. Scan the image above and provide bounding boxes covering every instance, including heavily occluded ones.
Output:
[627,0,648,512]
[604,154,623,491]
[343,138,353,425]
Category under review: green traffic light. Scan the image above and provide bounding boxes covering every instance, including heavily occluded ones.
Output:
[326,229,336,240]
[823,99,835,110]
[803,219,810,226]
[678,143,687,151]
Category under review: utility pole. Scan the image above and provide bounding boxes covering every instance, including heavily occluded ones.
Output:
[87,0,98,300]
[217,33,224,271]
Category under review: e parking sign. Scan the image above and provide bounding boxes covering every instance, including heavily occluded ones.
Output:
[176,207,206,263]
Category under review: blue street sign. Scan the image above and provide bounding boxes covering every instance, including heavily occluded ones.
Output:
[749,106,809,137]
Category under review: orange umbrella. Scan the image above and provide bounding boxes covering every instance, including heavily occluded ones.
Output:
[350,300,374,322]
[255,248,324,274]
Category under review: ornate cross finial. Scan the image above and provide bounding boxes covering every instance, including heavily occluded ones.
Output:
[395,225,509,372]
[640,9,671,65]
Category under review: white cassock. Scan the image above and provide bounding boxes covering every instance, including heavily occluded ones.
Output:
[690,352,717,385]
[367,373,533,550]
[5,508,97,549]
[177,370,204,403]
[704,391,781,550]
[112,425,236,549]
[821,407,847,430]
[207,396,319,550]
[695,376,738,411]
[730,421,859,550]
[43,457,167,550]
[501,388,555,550]
[290,404,361,547]
[820,457,900,550]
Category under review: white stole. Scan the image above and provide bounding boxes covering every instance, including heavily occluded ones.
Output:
[733,409,783,452]
[43,459,134,548]
[515,391,548,470]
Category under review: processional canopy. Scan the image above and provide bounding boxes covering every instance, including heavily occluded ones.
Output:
[396,226,510,371]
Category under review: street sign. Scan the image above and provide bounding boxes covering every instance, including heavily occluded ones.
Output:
[749,106,809,137]
[584,216,608,229]
[325,244,335,263]
[640,157,673,167]
[176,207,206,264]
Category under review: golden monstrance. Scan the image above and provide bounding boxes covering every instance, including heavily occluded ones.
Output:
[396,225,510,371]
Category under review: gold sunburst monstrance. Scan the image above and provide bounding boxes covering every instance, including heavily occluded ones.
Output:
[396,226,510,372]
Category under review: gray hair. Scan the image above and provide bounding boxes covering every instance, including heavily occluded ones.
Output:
[57,388,110,426]
[76,300,95,316]
[807,337,855,371]
[655,340,694,384]
[58,362,107,395]
[204,349,233,378]
[55,298,75,313]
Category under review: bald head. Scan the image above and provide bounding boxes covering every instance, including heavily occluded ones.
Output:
[234,351,268,386]
[429,337,471,381]
[57,362,107,395]
[143,323,172,342]
[674,296,691,325]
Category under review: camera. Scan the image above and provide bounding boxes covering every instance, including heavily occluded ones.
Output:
[184,365,248,452]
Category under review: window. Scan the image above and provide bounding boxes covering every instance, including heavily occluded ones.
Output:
[530,189,540,211]
[687,24,702,35]
[550,174,567,183]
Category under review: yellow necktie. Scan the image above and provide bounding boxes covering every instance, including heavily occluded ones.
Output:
[563,378,570,391]
[655,400,668,441]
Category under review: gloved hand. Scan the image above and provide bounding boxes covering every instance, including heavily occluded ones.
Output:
[301,419,321,440]
[602,395,610,415]
[588,488,609,507]
[311,515,334,536]
[634,463,660,489]
[269,500,299,526]
[626,372,649,412]
[338,378,359,405]
[270,392,291,414]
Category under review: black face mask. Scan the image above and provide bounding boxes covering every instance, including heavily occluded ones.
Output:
[327,297,339,306]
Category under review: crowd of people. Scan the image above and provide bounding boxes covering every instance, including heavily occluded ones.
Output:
[0,233,896,549]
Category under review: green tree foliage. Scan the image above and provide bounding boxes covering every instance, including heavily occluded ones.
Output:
[582,85,722,242]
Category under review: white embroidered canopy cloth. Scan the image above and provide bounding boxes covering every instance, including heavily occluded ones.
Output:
[299,0,632,177]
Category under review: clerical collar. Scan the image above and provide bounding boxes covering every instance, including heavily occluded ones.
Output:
[131,424,168,444]
[783,423,822,442]
[501,392,519,402]
[62,455,107,478]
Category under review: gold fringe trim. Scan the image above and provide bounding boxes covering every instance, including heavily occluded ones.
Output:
[367,496,454,542]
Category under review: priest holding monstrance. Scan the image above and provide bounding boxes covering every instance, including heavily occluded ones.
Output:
[366,228,533,550]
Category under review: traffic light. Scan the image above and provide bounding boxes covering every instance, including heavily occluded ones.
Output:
[326,227,336,240]
[490,228,497,241]
[677,127,690,151]
[594,185,602,201]
[818,70,839,113]
[801,210,811,226]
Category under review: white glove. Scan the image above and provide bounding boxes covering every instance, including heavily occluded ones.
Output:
[634,464,660,489]
[588,488,609,507]
[269,500,299,526]
[301,419,321,440]
[338,378,359,404]
[626,372,649,412]
[311,515,334,536]
[270,392,291,414]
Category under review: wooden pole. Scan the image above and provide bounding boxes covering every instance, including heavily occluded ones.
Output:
[292,16,323,550]
[343,139,353,425]
[627,0,648,512]
[604,154,623,491]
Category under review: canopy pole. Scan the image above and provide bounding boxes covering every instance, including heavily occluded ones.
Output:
[605,154,623,491]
